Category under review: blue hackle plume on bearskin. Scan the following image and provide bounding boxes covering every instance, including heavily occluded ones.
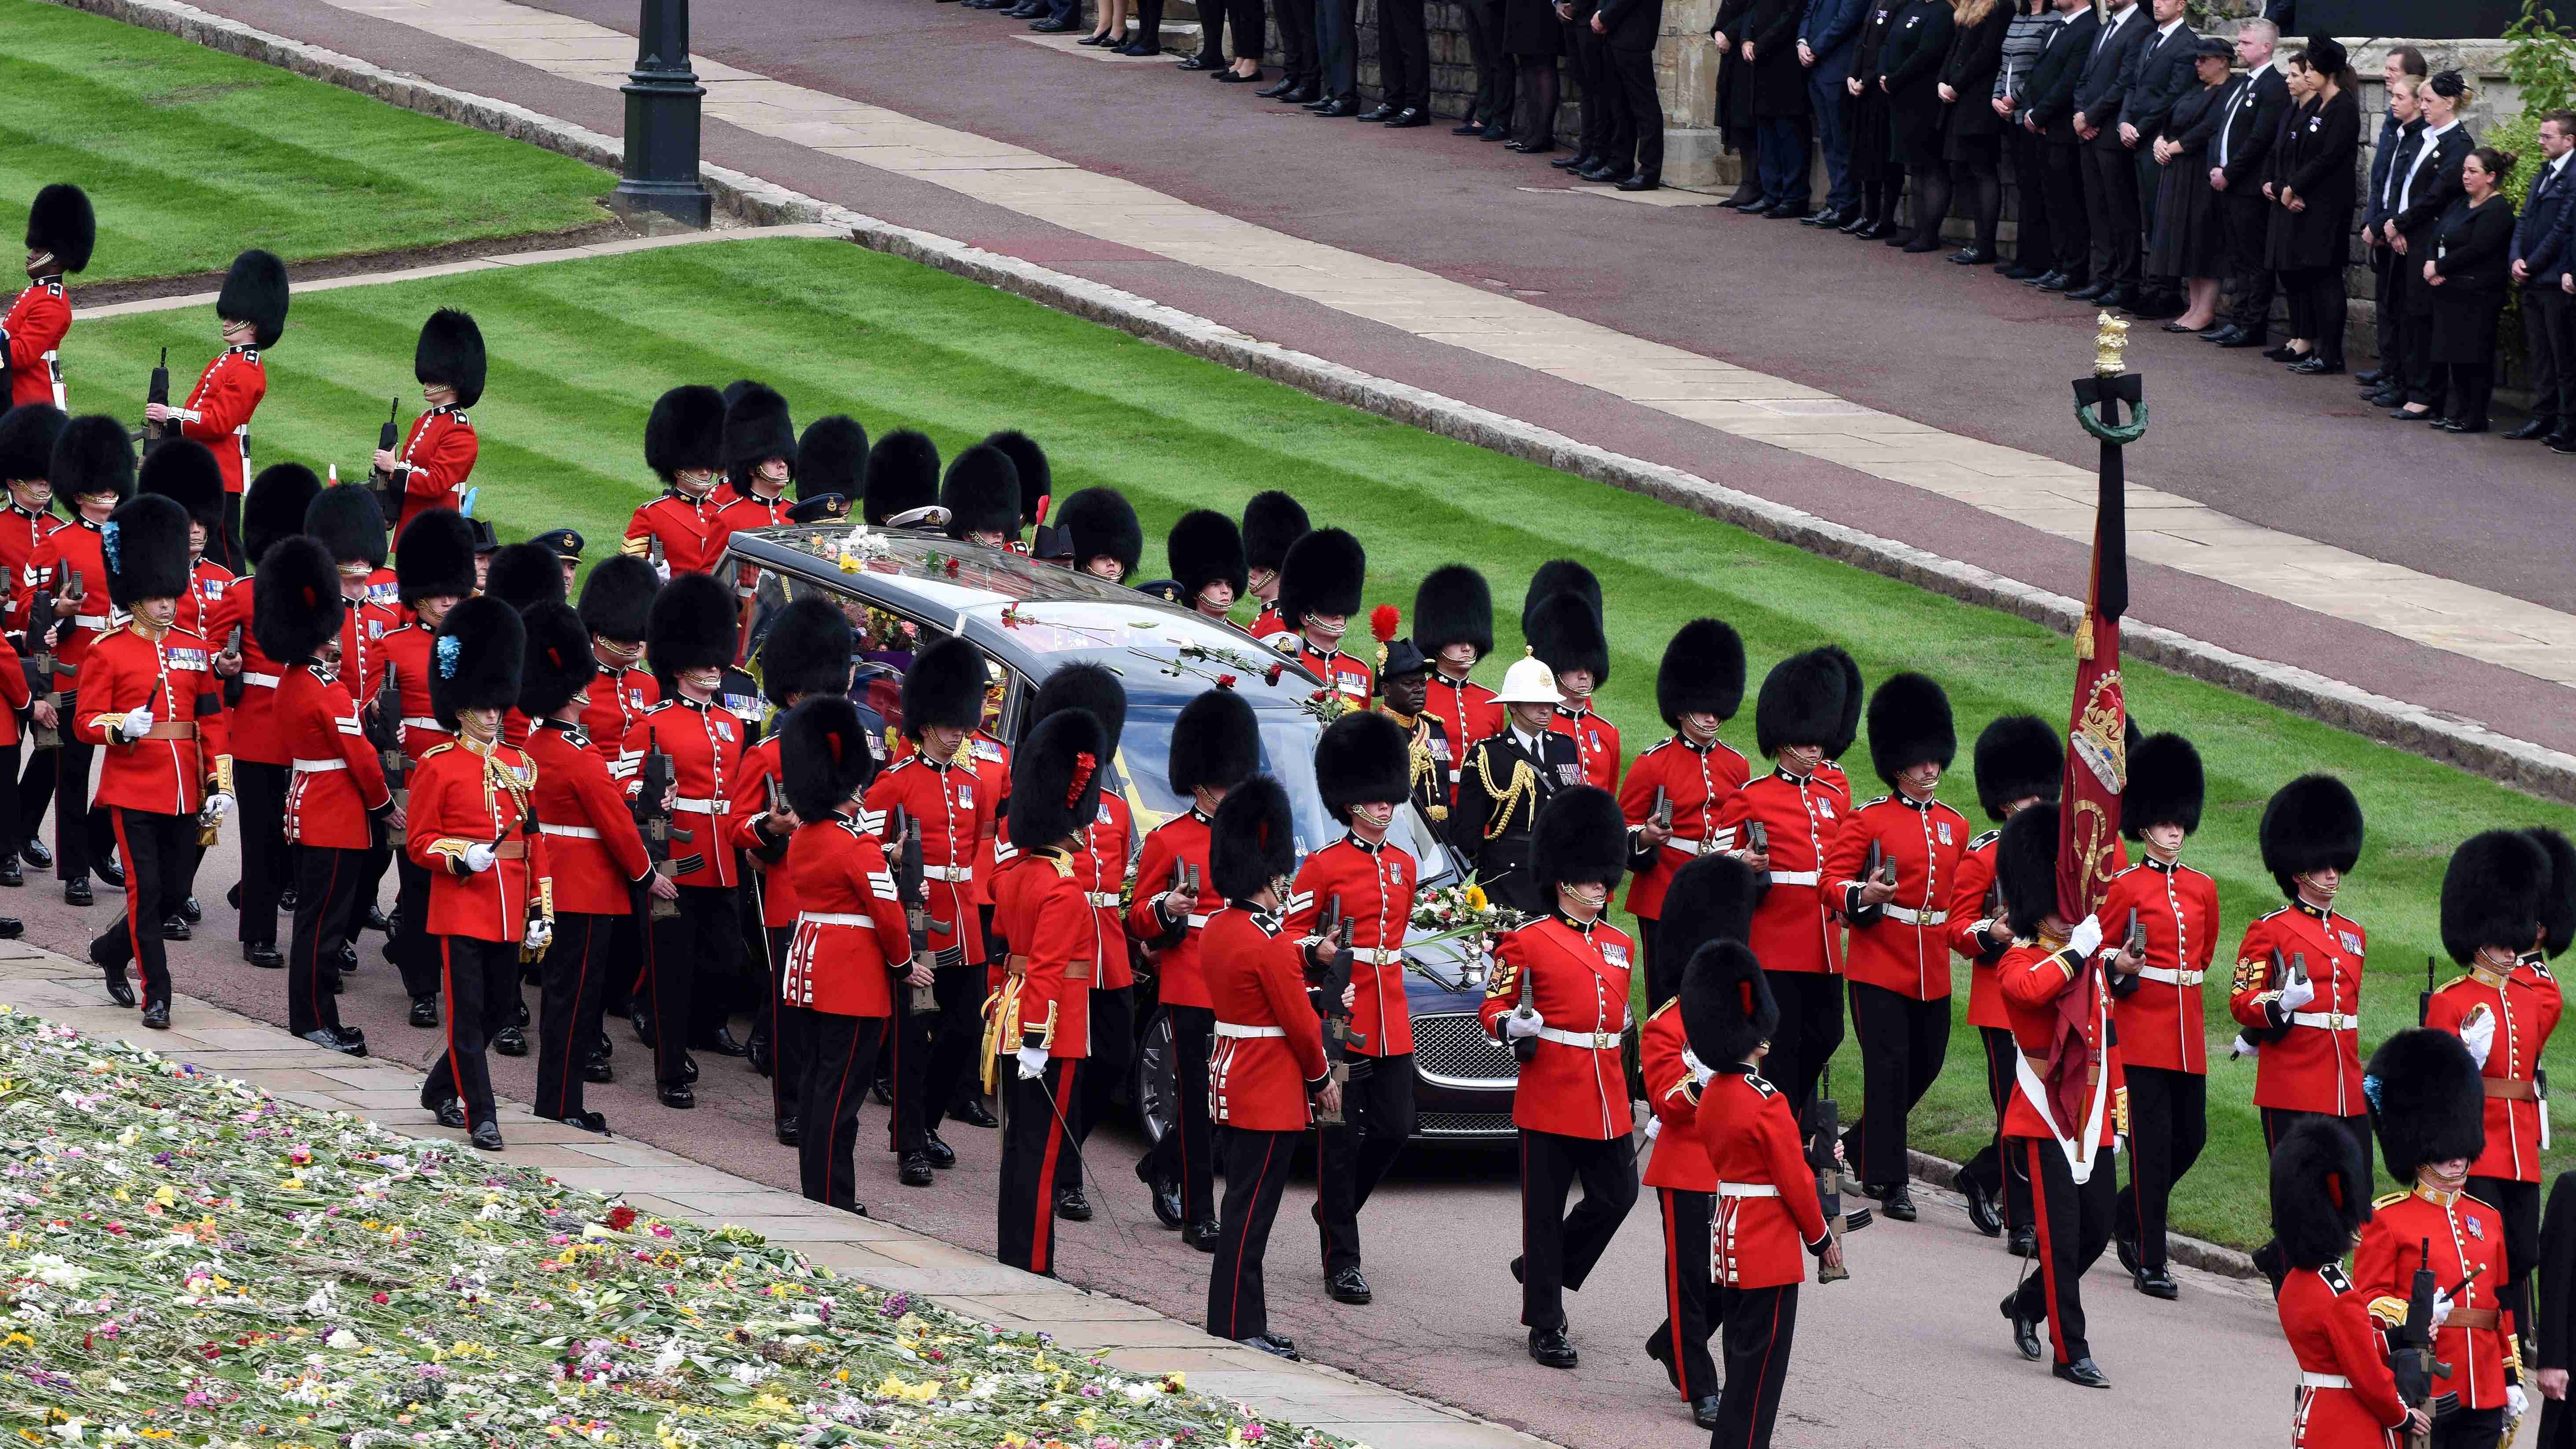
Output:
[100,520,119,573]
[435,633,461,678]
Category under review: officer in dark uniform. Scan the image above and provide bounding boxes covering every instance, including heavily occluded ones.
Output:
[531,528,584,594]
[1371,626,1451,822]
[1448,650,1579,915]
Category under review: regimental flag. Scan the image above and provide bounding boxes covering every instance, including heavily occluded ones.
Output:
[2058,321,2142,929]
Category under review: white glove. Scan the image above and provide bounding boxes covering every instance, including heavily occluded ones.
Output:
[200,792,234,822]
[2431,1290,2454,1329]
[118,707,154,741]
[654,561,672,583]
[522,920,552,952]
[462,842,497,874]
[2279,971,2317,1013]
[2510,1384,2531,1419]
[2461,1006,2497,1068]
[1502,1008,1545,1041]
[1015,1045,1048,1081]
[1642,1115,1662,1144]
[2230,1035,2261,1060]
[2067,914,2104,961]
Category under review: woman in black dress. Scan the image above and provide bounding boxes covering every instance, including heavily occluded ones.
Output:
[1505,0,1567,152]
[2145,39,2234,332]
[1877,0,1956,251]
[2271,37,2361,374]
[1712,0,1760,204]
[1843,0,1906,237]
[1934,0,2012,263]
[2260,52,2317,363]
[2423,147,2520,432]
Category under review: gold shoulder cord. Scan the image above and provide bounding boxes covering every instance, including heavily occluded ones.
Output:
[1408,727,1447,822]
[1472,748,1538,841]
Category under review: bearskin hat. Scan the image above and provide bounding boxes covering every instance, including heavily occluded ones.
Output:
[1413,564,1493,662]
[2259,774,2365,901]
[782,694,878,824]
[940,444,1020,541]
[863,430,940,526]
[2367,1028,2485,1186]
[394,510,477,604]
[1167,509,1248,606]
[1532,785,1627,894]
[1316,710,1410,820]
[2441,830,2551,966]
[644,572,734,678]
[1277,526,1365,629]
[1008,707,1108,855]
[1822,647,1864,760]
[429,594,525,729]
[483,541,563,612]
[518,601,595,720]
[304,484,386,571]
[1209,774,1296,904]
[1057,488,1142,581]
[248,535,343,663]
[578,553,658,644]
[2530,827,2576,960]
[1520,560,1601,640]
[1168,686,1261,797]
[413,309,485,410]
[1656,618,1745,728]
[1028,660,1127,753]
[1527,592,1609,686]
[644,385,726,483]
[901,635,989,740]
[1974,714,2062,822]
[757,596,854,707]
[722,382,797,491]
[1865,672,1954,787]
[1679,940,1777,1070]
[797,416,867,504]
[103,493,191,609]
[2270,1119,2374,1270]
[139,439,225,531]
[0,404,64,484]
[1656,853,1761,982]
[983,430,1049,529]
[1995,801,2061,938]
[26,184,94,275]
[49,414,133,510]
[1241,490,1309,575]
[216,248,289,350]
[1753,649,1846,759]
[242,462,320,562]
[2122,733,2204,839]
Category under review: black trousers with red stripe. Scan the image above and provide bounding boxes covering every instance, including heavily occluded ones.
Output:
[1141,1004,1218,1227]
[534,912,618,1121]
[758,923,800,1129]
[1316,1051,1416,1275]
[50,689,93,883]
[2008,1139,2114,1365]
[286,839,367,1038]
[390,853,440,1001]
[1846,981,1950,1188]
[892,962,984,1153]
[997,1056,1080,1276]
[800,1008,886,1211]
[1518,1127,1639,1330]
[89,807,194,1010]
[1649,1186,1718,1402]
[233,760,289,949]
[2113,1064,2206,1275]
[1713,1281,1801,1448]
[1058,984,1136,1191]
[647,884,739,1089]
[1954,1025,2030,1230]
[1764,972,1844,1120]
[425,935,519,1127]
[1206,1125,1299,1342]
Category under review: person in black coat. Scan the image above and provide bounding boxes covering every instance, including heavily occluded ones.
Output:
[1502,0,1568,153]
[1990,0,2061,278]
[1559,0,1625,179]
[2144,39,2232,331]
[2268,39,2361,375]
[2386,70,2477,417]
[1801,0,1873,226]
[2202,24,2291,348]
[1743,0,1817,215]
[2356,44,2431,390]
[2423,148,2520,433]
[1842,0,1909,236]
[1457,0,1519,138]
[1712,0,1761,204]
[1933,0,2012,262]
[2066,0,2152,307]
[2117,0,2198,318]
[1368,0,1433,123]
[2012,0,2099,289]
[2533,1168,2576,1449]
[1877,0,1956,250]
[1590,0,1666,188]
[2507,113,2576,443]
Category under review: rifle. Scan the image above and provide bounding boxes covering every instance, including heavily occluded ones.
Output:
[141,348,170,452]
[1804,1069,1867,1284]
[2387,1238,2457,1449]
[1308,894,1363,1123]
[2241,950,2303,1047]
[1650,786,1673,839]
[368,397,403,522]
[2423,954,2437,1027]
[218,624,245,710]
[891,806,938,1015]
[38,567,82,742]
[371,660,408,808]
[634,746,680,919]
[1743,818,1772,904]
[2109,908,2147,997]
[22,571,57,753]
[1849,839,1891,926]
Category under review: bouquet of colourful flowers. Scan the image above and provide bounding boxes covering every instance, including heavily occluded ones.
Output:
[1407,877,1530,951]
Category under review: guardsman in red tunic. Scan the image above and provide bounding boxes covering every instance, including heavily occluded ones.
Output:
[2271,1119,2420,1449]
[707,383,797,636]
[6,186,89,413]
[989,708,1109,1277]
[377,512,475,1024]
[622,385,728,576]
[576,556,661,765]
[2426,830,2565,1378]
[1620,619,1749,1008]
[205,463,322,964]
[257,537,389,1057]
[1710,648,1851,1116]
[134,438,231,934]
[620,573,751,1105]
[1825,673,1966,1223]
[77,492,231,1031]
[408,597,546,1152]
[1807,648,1863,801]
[2232,775,2373,1190]
[146,251,287,569]
[1949,714,2061,1254]
[1482,786,1640,1370]
[2359,1028,2526,1445]
[1415,565,1504,803]
[864,636,996,1181]
[1239,489,1307,642]
[380,310,483,538]
[1043,487,1142,586]
[0,406,64,886]
[1286,708,1421,1306]
[1991,805,2124,1390]
[520,601,664,1135]
[1201,775,1338,1361]
[1525,575,1620,793]
[26,417,133,905]
[1161,508,1249,627]
[937,441,1022,550]
[1130,687,1261,1249]
[2102,733,2219,1299]
[1263,527,1375,707]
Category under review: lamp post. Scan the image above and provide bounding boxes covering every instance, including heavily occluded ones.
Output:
[612,0,712,230]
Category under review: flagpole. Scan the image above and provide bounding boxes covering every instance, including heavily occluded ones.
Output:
[2057,313,2144,927]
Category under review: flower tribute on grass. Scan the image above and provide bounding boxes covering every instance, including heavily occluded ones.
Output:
[0,1009,1363,1448]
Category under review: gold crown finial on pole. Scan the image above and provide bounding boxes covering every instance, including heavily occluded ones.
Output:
[2093,311,2131,377]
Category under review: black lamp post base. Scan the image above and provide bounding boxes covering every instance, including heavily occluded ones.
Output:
[611,183,713,233]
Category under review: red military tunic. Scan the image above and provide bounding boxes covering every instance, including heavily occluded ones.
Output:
[2103,856,2223,1075]
[1548,700,1620,793]
[2425,960,2563,1185]
[175,558,235,640]
[2278,1263,2412,1449]
[1280,638,1373,709]
[371,623,451,762]
[3,279,70,411]
[406,737,547,943]
[2230,902,2370,1116]
[275,663,390,851]
[1424,671,1504,803]
[1998,936,2124,1171]
[1692,1067,1831,1289]
[1203,904,1330,1130]
[622,488,728,576]
[201,579,285,770]
[173,346,265,495]
[1638,1000,1716,1193]
[0,503,62,636]
[338,591,400,704]
[0,633,31,747]
[1711,767,1850,977]
[1949,829,2012,1030]
[1129,809,1215,1010]
[1481,914,1636,1140]
[2358,1186,2518,1414]
[1071,793,1135,989]
[1248,603,1285,641]
[23,516,113,686]
[618,696,747,889]
[1826,791,1972,1001]
[863,752,992,967]
[1284,833,1418,1058]
[581,660,658,765]
[1618,734,1751,920]
[72,622,229,816]
[991,847,1095,1059]
[708,489,790,616]
[782,812,911,1019]
[731,734,802,930]
[389,405,478,537]
[526,719,653,917]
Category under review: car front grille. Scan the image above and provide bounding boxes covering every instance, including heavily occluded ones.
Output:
[1417,1112,1516,1138]
[1413,1012,1518,1089]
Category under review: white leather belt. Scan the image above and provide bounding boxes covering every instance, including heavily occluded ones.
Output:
[1663,838,1719,858]
[2290,1010,2358,1030]
[1535,1026,1621,1050]
[925,863,971,882]
[1214,1021,1285,1039]
[1715,1182,1780,1199]
[290,758,347,773]
[540,823,600,840]
[72,614,110,630]
[2298,1372,2350,1390]
[241,672,280,688]
[1084,891,1120,908]
[1357,948,1402,966]
[800,911,871,926]
[1186,913,1210,928]
[2139,966,2205,986]
[400,716,443,732]
[1886,905,1949,926]
[1769,870,1819,886]
[673,797,731,815]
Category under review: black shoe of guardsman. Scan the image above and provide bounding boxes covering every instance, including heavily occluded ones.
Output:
[584,1044,613,1083]
[432,1100,468,1129]
[19,838,50,870]
[245,942,283,968]
[301,1027,367,1057]
[161,915,189,941]
[1183,1219,1222,1252]
[2053,1357,2111,1389]
[1528,1326,1578,1369]
[2135,1269,2179,1300]
[2001,1293,2043,1361]
[1645,1330,1680,1390]
[469,1120,504,1152]
[1327,1267,1372,1305]
[182,895,203,923]
[493,1024,529,1057]
[922,1130,956,1169]
[951,1095,998,1129]
[63,878,91,907]
[140,1002,170,1030]
[1878,1182,1918,1221]
[1693,1396,1722,1430]
[1055,1187,1093,1220]
[657,1083,696,1110]
[2008,1224,2036,1258]
[557,1112,609,1136]
[95,946,136,1007]
[1137,1157,1184,1228]
[1962,1176,2002,1237]
[96,859,123,889]
[774,1116,797,1146]
[900,1153,935,1187]
[409,995,439,1028]
[1238,1334,1300,1360]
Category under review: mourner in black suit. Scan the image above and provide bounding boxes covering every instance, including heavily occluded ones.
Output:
[2385,70,2477,417]
[1935,0,2013,263]
[2507,114,2576,444]
[1743,0,1816,215]
[1875,0,1955,249]
[2266,40,2360,375]
[2012,0,2099,289]
[2535,1170,2576,1449]
[1593,0,1668,188]
[2066,0,2151,305]
[2117,0,2198,317]
[1368,0,1432,124]
[2203,28,2290,347]
[2423,149,2520,433]
[2358,78,2428,395]
[1842,0,1910,236]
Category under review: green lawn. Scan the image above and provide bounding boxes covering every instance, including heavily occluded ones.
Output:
[0,0,611,285]
[69,233,2576,1250]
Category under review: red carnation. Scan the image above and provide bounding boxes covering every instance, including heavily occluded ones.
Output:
[605,1205,638,1231]
[1216,673,1238,689]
